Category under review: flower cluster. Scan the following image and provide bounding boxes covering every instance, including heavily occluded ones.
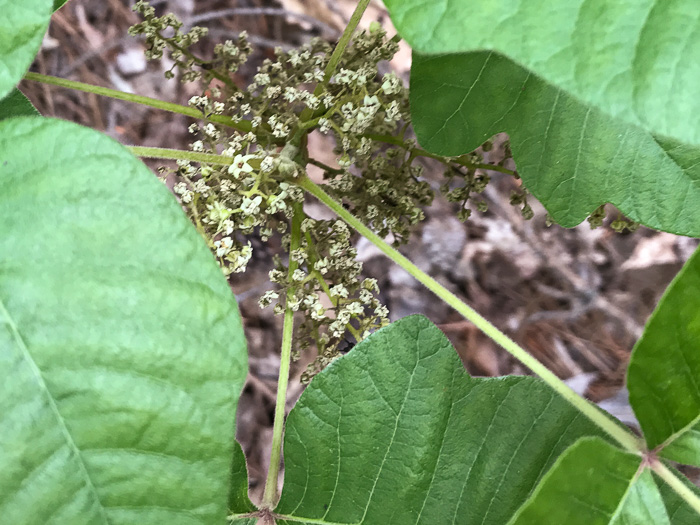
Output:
[265,218,389,381]
[131,2,503,375]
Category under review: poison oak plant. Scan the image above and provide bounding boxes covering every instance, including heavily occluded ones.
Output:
[2,0,700,523]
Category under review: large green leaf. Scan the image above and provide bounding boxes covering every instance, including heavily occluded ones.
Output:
[0,88,39,119]
[261,315,606,524]
[385,0,700,148]
[0,0,54,100]
[410,52,700,236]
[627,247,700,464]
[0,117,247,524]
[508,437,666,525]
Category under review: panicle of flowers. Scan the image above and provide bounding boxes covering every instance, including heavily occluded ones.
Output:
[132,4,507,376]
[263,219,389,382]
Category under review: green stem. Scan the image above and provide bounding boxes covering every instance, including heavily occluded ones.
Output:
[652,461,700,515]
[128,146,232,165]
[261,202,304,509]
[24,72,251,133]
[297,175,641,454]
[321,0,369,85]
[299,0,370,123]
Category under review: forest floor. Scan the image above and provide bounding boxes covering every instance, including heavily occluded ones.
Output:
[22,0,700,502]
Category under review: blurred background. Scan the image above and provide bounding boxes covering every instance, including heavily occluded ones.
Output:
[21,0,700,502]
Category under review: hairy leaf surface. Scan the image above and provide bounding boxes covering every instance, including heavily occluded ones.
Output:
[0,0,54,100]
[266,315,606,524]
[386,0,700,147]
[509,437,667,525]
[628,247,700,464]
[656,467,700,524]
[0,88,39,119]
[0,117,247,524]
[229,442,255,514]
[410,52,700,236]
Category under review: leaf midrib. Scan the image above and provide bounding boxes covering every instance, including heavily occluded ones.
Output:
[0,295,109,523]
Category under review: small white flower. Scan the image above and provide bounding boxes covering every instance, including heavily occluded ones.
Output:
[228,241,253,273]
[310,304,326,320]
[363,95,380,108]
[254,72,270,85]
[214,236,233,257]
[203,123,219,139]
[283,87,300,102]
[228,154,255,178]
[381,73,402,95]
[272,122,290,138]
[318,118,331,134]
[259,290,279,309]
[207,201,232,223]
[173,182,193,203]
[334,68,356,85]
[240,195,263,215]
[338,154,353,168]
[260,156,276,173]
[329,284,349,299]
[346,302,364,315]
[303,93,320,109]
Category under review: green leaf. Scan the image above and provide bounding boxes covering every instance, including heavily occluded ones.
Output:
[627,247,700,464]
[53,0,70,11]
[385,0,700,147]
[410,52,700,236]
[229,441,255,514]
[0,117,247,524]
[271,315,605,524]
[0,88,39,119]
[508,437,663,525]
[611,469,671,525]
[0,0,54,100]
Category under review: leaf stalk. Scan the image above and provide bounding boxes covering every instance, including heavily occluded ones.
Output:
[261,202,304,508]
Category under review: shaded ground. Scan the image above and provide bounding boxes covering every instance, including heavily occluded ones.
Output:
[22,0,700,502]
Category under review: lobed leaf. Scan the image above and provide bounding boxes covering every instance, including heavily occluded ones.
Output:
[385,0,700,147]
[267,315,607,524]
[627,246,700,465]
[0,117,248,524]
[410,52,700,236]
[0,0,54,100]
